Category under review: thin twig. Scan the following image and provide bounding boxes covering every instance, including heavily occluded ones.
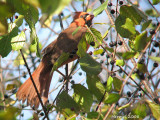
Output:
[49,82,64,95]
[142,80,155,98]
[71,1,77,12]
[56,69,66,78]
[20,49,49,120]
[96,90,107,111]
[58,14,64,31]
[0,56,6,110]
[42,23,59,35]
[84,0,90,12]
[103,103,115,120]
[65,64,69,92]
[68,60,79,77]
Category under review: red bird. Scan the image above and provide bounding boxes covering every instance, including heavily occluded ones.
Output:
[16,12,94,108]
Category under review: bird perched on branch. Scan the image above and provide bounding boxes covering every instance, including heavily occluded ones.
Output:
[16,12,94,109]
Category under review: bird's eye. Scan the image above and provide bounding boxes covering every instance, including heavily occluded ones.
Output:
[80,15,84,18]
[80,14,89,19]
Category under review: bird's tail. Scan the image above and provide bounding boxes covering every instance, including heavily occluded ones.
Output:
[16,59,53,109]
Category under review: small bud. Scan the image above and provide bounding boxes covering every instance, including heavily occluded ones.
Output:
[111,9,115,14]
[90,42,95,46]
[108,2,112,7]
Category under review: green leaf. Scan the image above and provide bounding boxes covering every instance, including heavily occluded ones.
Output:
[56,91,80,118]
[77,36,87,58]
[30,27,41,57]
[93,49,103,55]
[8,23,16,33]
[0,107,20,120]
[134,52,140,59]
[87,112,103,120]
[0,27,18,57]
[145,9,159,17]
[85,33,94,45]
[115,15,136,38]
[116,59,125,66]
[11,31,26,51]
[131,5,148,21]
[137,63,147,73]
[8,0,38,26]
[121,18,136,35]
[8,1,40,56]
[131,73,137,80]
[14,15,24,27]
[106,76,113,92]
[149,56,160,63]
[113,77,122,92]
[79,53,102,75]
[27,8,38,26]
[120,5,145,25]
[35,38,41,57]
[23,0,40,8]
[105,47,114,52]
[134,31,148,51]
[147,101,160,120]
[93,0,108,17]
[73,84,93,112]
[87,74,108,101]
[52,52,69,72]
[39,0,71,15]
[0,18,8,35]
[152,0,160,5]
[29,42,42,53]
[132,103,147,118]
[105,93,120,104]
[20,7,38,28]
[120,51,136,60]
[118,103,130,111]
[20,4,40,57]
[0,2,15,18]
[24,6,38,27]
[85,28,103,48]
[141,20,152,31]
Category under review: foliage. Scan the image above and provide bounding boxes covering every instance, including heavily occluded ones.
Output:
[0,0,160,119]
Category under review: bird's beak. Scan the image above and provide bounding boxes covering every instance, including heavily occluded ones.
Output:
[90,15,94,19]
[86,14,94,21]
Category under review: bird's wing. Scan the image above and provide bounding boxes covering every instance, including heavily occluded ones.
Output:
[42,27,87,64]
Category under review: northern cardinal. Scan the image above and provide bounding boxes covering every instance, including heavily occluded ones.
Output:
[16,12,94,108]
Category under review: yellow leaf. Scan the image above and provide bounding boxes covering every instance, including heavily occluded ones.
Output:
[6,84,15,90]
